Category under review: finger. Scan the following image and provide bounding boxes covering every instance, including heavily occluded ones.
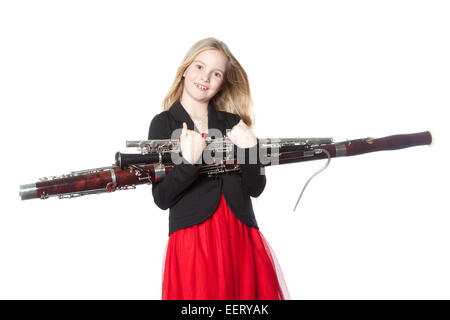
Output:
[227,132,238,145]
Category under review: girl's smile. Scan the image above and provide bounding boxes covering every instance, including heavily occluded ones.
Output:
[194,82,209,91]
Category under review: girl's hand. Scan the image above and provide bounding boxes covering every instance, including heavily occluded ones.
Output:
[227,119,257,148]
[180,122,206,165]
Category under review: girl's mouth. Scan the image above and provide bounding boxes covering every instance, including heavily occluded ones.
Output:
[195,83,209,91]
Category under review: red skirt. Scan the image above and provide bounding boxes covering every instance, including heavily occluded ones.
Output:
[161,193,290,300]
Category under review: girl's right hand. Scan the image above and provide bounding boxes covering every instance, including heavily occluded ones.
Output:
[179,122,206,165]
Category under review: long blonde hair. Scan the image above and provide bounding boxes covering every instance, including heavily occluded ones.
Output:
[162,37,255,127]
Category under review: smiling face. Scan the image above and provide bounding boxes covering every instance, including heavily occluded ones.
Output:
[182,49,228,104]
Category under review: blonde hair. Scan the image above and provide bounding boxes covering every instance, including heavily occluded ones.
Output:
[162,37,255,127]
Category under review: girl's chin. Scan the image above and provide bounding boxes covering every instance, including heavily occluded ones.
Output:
[188,94,210,103]
[190,90,212,101]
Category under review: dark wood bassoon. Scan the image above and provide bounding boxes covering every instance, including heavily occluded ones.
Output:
[19,131,432,204]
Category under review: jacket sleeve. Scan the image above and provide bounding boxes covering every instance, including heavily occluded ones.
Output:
[229,114,266,198]
[148,113,200,210]
[237,142,267,198]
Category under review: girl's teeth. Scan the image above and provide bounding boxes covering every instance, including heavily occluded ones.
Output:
[195,83,208,90]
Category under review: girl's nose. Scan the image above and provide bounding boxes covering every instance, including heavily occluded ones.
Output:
[201,72,210,82]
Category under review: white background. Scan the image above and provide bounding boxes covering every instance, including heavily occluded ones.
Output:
[1,0,449,299]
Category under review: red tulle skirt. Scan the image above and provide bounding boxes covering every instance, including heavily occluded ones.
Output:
[161,193,290,300]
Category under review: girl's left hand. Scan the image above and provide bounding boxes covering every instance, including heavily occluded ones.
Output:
[227,119,257,148]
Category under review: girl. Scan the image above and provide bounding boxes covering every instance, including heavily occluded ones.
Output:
[148,37,290,300]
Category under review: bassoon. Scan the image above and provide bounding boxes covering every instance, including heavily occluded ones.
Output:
[19,131,432,210]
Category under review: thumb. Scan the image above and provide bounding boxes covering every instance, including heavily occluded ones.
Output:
[180,122,187,139]
[237,119,248,129]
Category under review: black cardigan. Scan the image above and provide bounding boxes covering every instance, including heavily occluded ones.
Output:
[148,99,266,235]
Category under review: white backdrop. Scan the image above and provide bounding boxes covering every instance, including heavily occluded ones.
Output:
[1,0,449,299]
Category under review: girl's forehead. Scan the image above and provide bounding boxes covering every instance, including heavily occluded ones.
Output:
[193,49,228,71]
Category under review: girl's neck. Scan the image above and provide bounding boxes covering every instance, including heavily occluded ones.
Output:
[180,94,209,119]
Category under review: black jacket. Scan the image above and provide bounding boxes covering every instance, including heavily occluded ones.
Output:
[148,99,266,235]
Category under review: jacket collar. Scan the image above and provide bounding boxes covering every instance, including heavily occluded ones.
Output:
[168,99,225,134]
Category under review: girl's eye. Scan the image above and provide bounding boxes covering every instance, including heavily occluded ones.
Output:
[196,65,202,69]
[214,72,222,78]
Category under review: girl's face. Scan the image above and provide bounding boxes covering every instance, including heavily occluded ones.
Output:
[182,49,228,104]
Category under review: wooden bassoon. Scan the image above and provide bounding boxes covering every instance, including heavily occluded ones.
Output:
[19,131,432,209]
